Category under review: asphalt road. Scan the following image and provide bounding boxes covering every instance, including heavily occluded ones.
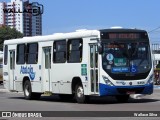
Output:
[0,84,160,120]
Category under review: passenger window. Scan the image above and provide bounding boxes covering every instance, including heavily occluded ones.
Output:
[4,45,8,65]
[26,43,38,64]
[16,44,25,64]
[53,40,66,63]
[67,38,83,63]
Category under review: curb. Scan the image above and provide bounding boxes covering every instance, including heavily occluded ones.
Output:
[154,85,160,89]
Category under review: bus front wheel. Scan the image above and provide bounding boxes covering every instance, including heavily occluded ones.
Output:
[75,83,89,103]
[115,95,130,103]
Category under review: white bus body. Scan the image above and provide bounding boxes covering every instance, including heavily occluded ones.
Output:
[3,29,154,103]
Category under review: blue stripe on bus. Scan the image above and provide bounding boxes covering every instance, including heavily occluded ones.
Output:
[99,83,153,96]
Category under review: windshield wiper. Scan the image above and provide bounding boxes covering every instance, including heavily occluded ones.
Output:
[113,41,129,58]
[126,42,139,59]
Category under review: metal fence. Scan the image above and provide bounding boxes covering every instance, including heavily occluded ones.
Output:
[152,43,160,54]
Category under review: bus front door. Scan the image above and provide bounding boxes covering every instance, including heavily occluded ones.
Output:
[42,47,51,92]
[9,50,15,90]
[89,44,99,94]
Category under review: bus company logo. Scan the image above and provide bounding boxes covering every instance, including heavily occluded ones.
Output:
[129,82,132,86]
[116,81,126,85]
[20,65,36,80]
[3,2,43,16]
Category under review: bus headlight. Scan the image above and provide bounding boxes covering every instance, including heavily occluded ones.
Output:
[102,75,114,86]
[147,75,153,84]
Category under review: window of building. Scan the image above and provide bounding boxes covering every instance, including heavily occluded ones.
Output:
[16,44,25,64]
[53,40,66,63]
[4,45,8,65]
[67,38,83,63]
[26,43,38,64]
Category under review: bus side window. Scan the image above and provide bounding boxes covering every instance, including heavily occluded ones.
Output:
[67,38,83,63]
[53,40,66,63]
[16,44,26,64]
[4,45,8,65]
[26,43,38,64]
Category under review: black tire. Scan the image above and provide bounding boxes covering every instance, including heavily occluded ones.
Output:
[23,80,41,100]
[0,81,2,84]
[75,83,89,103]
[115,95,130,103]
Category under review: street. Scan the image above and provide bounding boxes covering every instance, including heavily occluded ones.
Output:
[0,84,160,120]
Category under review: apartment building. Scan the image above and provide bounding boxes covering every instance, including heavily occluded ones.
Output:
[0,0,42,36]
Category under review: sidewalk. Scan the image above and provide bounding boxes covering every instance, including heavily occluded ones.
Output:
[154,85,160,89]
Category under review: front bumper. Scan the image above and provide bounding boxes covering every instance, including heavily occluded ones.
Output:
[99,83,153,96]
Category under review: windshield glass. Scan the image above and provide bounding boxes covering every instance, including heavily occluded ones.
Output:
[102,41,152,80]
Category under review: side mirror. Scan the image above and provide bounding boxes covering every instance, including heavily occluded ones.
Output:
[91,38,103,54]
[98,43,103,54]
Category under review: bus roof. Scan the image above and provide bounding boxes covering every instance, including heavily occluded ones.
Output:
[4,28,148,45]
[100,28,147,33]
[4,29,99,45]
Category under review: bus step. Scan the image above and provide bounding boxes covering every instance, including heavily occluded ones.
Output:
[43,91,52,96]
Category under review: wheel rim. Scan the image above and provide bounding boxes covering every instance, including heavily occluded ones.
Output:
[25,84,30,96]
[77,86,84,98]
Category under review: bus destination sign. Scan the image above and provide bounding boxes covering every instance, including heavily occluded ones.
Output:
[108,33,140,39]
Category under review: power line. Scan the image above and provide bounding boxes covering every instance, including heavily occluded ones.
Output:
[148,26,160,33]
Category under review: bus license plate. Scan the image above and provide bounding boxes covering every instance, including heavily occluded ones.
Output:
[127,91,135,94]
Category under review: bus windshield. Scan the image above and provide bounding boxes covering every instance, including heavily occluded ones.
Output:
[102,41,152,80]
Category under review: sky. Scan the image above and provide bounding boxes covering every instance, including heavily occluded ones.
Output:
[2,0,160,43]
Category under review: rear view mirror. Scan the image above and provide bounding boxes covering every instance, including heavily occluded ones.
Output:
[98,43,103,54]
[90,38,103,54]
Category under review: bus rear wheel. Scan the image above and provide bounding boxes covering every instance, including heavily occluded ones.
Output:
[0,81,2,84]
[23,80,41,100]
[75,83,89,103]
[115,95,130,103]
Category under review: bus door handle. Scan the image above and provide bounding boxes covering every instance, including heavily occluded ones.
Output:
[67,81,70,83]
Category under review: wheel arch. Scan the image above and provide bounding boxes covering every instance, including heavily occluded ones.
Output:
[22,76,30,90]
[71,77,82,94]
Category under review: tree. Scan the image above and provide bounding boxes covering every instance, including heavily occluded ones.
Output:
[0,26,23,50]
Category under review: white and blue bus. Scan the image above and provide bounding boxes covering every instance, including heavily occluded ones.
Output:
[3,28,153,103]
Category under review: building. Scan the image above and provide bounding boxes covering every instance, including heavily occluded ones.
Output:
[23,1,42,36]
[0,0,42,36]
[152,43,160,67]
[0,2,6,28]
[152,43,160,84]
